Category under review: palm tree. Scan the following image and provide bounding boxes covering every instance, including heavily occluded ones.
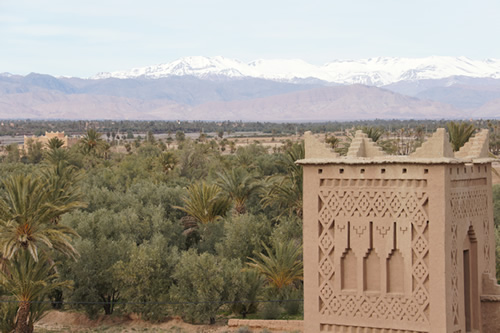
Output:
[361,126,384,142]
[0,252,69,333]
[40,164,85,223]
[0,166,84,332]
[247,241,303,296]
[44,148,72,167]
[174,182,231,225]
[0,172,84,261]
[80,128,105,155]
[261,142,304,218]
[447,121,476,151]
[158,151,178,174]
[45,137,64,150]
[261,177,303,219]
[0,169,84,332]
[216,168,261,215]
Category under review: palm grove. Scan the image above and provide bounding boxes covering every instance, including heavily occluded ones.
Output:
[0,121,499,332]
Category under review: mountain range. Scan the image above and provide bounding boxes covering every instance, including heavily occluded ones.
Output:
[1,56,500,120]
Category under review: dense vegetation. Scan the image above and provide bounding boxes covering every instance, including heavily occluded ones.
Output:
[0,120,498,332]
[0,128,306,331]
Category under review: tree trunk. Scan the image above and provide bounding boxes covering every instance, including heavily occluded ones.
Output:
[15,301,31,333]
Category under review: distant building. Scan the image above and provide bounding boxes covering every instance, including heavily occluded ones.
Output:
[23,131,79,149]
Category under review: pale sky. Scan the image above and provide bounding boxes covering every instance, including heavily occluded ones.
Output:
[1,0,499,77]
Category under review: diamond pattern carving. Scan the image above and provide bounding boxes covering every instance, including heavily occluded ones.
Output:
[413,210,427,228]
[414,263,427,280]
[389,194,402,216]
[320,283,333,300]
[319,232,334,253]
[358,193,370,213]
[327,193,340,213]
[373,193,386,213]
[414,236,427,255]
[406,300,419,316]
[414,287,429,305]
[317,184,430,325]
[405,195,418,214]
[343,193,354,213]
[391,298,404,319]
[360,299,372,314]
[375,299,388,316]
[483,217,491,272]
[329,296,341,313]
[319,206,333,227]
[319,257,334,279]
[345,297,357,313]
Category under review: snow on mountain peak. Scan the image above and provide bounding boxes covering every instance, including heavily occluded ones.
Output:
[92,56,500,85]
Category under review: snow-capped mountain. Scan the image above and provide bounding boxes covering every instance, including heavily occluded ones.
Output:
[93,56,500,86]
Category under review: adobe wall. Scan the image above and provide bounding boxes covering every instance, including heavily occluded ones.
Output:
[23,131,72,149]
[481,297,500,333]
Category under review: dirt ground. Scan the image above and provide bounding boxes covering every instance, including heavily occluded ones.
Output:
[35,311,239,333]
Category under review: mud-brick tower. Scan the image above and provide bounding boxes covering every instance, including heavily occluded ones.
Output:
[299,129,500,333]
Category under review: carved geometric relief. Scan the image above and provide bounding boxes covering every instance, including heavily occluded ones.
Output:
[449,188,490,330]
[317,186,430,325]
[319,257,334,280]
[450,189,488,220]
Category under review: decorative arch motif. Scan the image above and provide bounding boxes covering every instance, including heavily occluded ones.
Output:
[449,187,489,331]
[317,181,430,325]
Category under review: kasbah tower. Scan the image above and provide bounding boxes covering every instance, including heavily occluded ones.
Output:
[299,128,500,333]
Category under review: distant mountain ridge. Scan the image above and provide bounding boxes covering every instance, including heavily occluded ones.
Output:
[93,56,500,86]
[1,56,500,120]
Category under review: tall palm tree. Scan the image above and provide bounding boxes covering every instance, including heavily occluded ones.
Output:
[447,121,476,152]
[247,241,303,295]
[0,169,84,332]
[0,172,84,261]
[174,182,231,225]
[80,128,105,155]
[216,168,261,215]
[0,252,69,333]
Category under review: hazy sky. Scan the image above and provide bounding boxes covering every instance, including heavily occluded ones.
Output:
[1,0,499,77]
